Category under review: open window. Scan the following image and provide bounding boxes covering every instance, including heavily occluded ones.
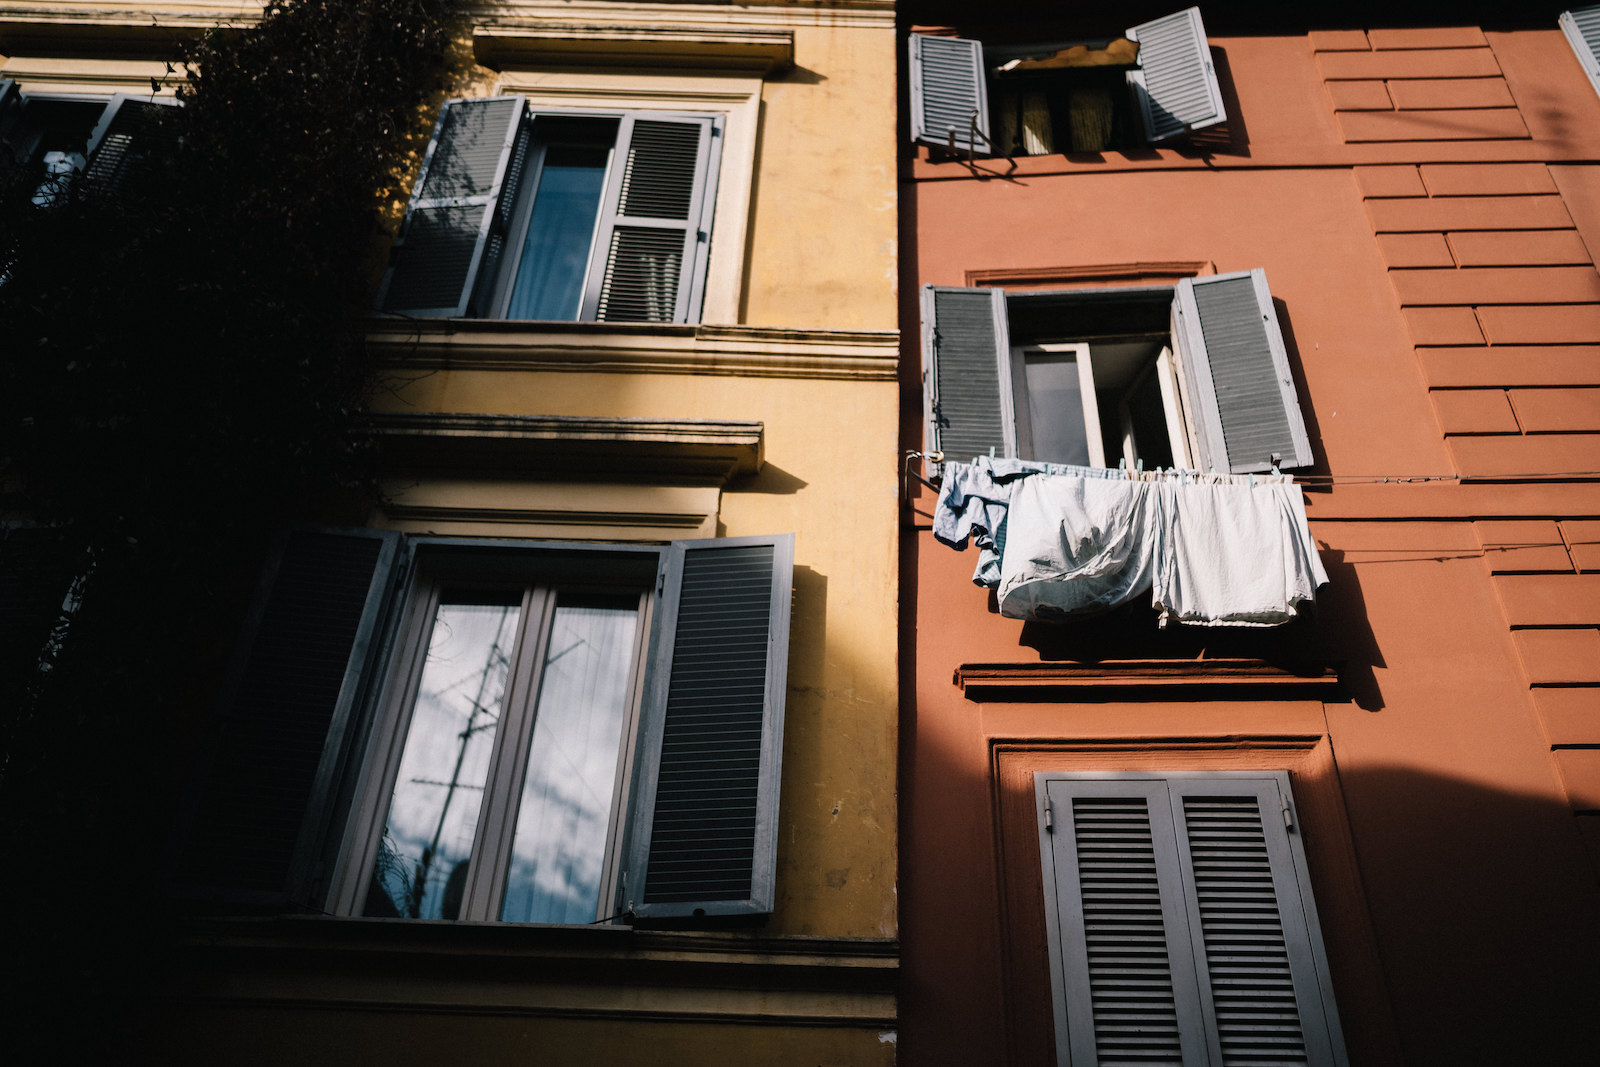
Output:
[0,82,176,202]
[378,95,722,324]
[169,527,793,922]
[1036,772,1348,1066]
[909,7,1225,156]
[920,271,1312,476]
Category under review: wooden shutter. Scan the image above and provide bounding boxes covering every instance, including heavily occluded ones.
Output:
[1126,7,1226,144]
[1171,269,1312,473]
[81,94,179,194]
[1562,7,1600,99]
[169,527,401,909]
[585,113,720,324]
[626,533,793,917]
[910,34,991,153]
[0,526,81,680]
[379,95,524,317]
[0,79,20,140]
[1037,772,1348,1067]
[922,285,1015,472]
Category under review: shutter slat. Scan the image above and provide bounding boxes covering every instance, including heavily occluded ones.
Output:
[1127,7,1226,143]
[82,96,178,196]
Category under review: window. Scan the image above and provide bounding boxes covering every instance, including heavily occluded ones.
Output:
[379,96,722,324]
[1561,6,1600,100]
[0,84,177,202]
[169,528,793,922]
[1036,772,1348,1067]
[909,7,1224,156]
[920,271,1312,475]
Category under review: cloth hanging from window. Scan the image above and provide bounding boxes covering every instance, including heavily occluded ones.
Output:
[933,461,1327,627]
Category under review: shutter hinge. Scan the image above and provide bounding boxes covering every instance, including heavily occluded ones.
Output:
[656,570,666,594]
[1282,800,1294,830]
[1043,796,1054,833]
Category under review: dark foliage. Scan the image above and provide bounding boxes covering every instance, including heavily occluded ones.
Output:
[0,0,453,1057]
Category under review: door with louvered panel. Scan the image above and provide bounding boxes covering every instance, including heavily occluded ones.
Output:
[583,113,721,325]
[1037,772,1347,1067]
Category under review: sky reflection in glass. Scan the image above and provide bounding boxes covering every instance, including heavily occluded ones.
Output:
[500,594,638,924]
[505,140,610,321]
[369,596,519,919]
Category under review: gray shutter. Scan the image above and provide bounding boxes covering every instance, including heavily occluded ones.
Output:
[1037,773,1349,1067]
[379,96,524,317]
[1169,779,1347,1067]
[585,113,720,324]
[169,527,401,909]
[81,94,179,194]
[1172,269,1312,473]
[1040,779,1212,1067]
[1126,7,1226,144]
[922,285,1015,472]
[626,533,793,917]
[909,34,991,153]
[0,79,20,146]
[1561,7,1600,99]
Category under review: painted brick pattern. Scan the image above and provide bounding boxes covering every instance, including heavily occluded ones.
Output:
[1316,27,1600,827]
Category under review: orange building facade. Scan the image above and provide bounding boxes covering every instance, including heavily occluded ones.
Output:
[898,4,1600,1064]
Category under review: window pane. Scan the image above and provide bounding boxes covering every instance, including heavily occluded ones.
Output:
[367,595,520,919]
[505,120,613,320]
[501,593,639,923]
[1025,350,1093,465]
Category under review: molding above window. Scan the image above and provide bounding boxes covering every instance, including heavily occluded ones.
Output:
[373,479,724,541]
[0,14,221,59]
[474,24,794,74]
[369,412,764,482]
[954,659,1342,701]
[366,319,900,381]
[965,261,1213,290]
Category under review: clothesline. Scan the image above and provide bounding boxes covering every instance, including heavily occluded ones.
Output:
[903,452,1600,487]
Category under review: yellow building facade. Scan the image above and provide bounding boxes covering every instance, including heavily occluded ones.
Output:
[1,1,900,1062]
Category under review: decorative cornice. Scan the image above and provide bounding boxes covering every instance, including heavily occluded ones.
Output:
[368,411,764,482]
[954,659,1343,701]
[367,318,900,381]
[160,917,899,1027]
[0,7,255,56]
[474,24,793,73]
[468,1,897,31]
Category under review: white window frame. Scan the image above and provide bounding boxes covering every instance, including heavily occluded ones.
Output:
[495,69,762,326]
[1035,770,1348,1067]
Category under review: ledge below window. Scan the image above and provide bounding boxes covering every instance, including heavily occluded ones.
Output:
[954,659,1342,702]
[366,318,900,381]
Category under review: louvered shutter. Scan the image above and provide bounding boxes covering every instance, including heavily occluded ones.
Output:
[1561,7,1600,98]
[81,94,179,195]
[0,526,81,680]
[1037,772,1348,1067]
[169,527,401,909]
[626,533,793,917]
[583,113,720,324]
[379,96,524,317]
[1171,269,1312,473]
[922,285,1015,473]
[1168,779,1346,1067]
[0,79,20,144]
[1126,7,1226,144]
[910,34,991,153]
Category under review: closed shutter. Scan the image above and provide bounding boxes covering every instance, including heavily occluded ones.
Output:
[910,34,991,153]
[922,285,1015,472]
[585,113,720,324]
[81,94,179,195]
[169,527,401,908]
[380,96,524,317]
[1561,7,1600,99]
[627,533,793,917]
[1037,772,1348,1067]
[1171,269,1312,473]
[1126,7,1226,144]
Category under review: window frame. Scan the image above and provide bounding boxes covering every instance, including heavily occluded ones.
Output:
[1034,770,1349,1067]
[327,540,660,923]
